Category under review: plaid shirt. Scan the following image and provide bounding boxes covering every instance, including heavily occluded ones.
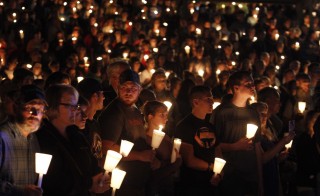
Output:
[0,121,40,195]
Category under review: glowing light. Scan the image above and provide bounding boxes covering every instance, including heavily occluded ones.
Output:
[96,56,103,61]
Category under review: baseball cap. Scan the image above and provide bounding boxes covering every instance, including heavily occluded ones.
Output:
[119,69,140,85]
[17,85,47,106]
[77,78,103,100]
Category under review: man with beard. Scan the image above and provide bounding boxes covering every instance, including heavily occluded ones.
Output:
[99,69,158,196]
[0,85,47,196]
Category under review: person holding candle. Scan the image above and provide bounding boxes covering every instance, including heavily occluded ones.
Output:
[36,84,110,195]
[251,102,295,196]
[174,85,223,195]
[213,71,264,196]
[143,100,182,196]
[98,69,157,196]
[0,85,47,196]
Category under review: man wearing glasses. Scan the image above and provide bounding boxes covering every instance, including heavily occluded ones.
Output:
[0,85,46,196]
[36,84,110,195]
[99,69,158,196]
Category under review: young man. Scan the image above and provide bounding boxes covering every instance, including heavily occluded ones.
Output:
[175,85,222,195]
[98,69,158,196]
[77,78,105,163]
[213,71,263,196]
[0,85,46,196]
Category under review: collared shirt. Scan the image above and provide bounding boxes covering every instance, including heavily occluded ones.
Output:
[0,121,40,195]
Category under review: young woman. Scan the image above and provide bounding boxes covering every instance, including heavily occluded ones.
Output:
[143,100,182,196]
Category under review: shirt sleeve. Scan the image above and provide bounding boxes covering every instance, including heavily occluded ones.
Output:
[98,104,124,143]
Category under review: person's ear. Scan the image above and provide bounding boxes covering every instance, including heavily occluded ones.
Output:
[147,114,153,121]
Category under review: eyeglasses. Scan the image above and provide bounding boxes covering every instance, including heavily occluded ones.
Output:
[59,103,81,111]
[23,106,46,115]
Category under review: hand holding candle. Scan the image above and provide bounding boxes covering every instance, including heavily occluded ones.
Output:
[171,138,181,163]
[246,124,258,139]
[35,153,53,187]
[110,168,126,196]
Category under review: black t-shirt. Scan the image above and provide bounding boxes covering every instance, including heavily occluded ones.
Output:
[213,102,261,181]
[83,119,103,160]
[175,113,218,186]
[98,98,151,189]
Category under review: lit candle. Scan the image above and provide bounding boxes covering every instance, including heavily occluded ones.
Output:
[77,76,84,83]
[213,157,226,176]
[153,48,158,53]
[163,101,172,110]
[96,56,102,61]
[19,30,24,39]
[294,42,300,50]
[246,124,258,139]
[35,153,53,187]
[184,45,191,55]
[151,129,165,150]
[120,140,134,157]
[298,101,306,113]
[165,71,170,78]
[150,68,155,74]
[196,28,201,35]
[72,36,77,44]
[253,37,257,42]
[111,168,126,196]
[143,54,149,61]
[171,138,181,163]
[26,64,32,69]
[155,29,159,36]
[103,150,122,173]
[123,52,128,59]
[212,102,221,110]
[216,69,221,75]
[285,140,293,149]
[198,69,204,77]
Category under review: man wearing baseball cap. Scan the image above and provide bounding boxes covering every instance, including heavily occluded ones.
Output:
[0,85,47,196]
[99,69,158,196]
[77,78,105,164]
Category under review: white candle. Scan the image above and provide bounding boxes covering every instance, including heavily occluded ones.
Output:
[298,102,306,113]
[19,30,24,39]
[111,168,126,196]
[120,140,134,157]
[77,76,84,83]
[285,140,293,149]
[35,153,53,187]
[294,42,300,50]
[212,102,221,110]
[213,157,226,176]
[184,45,191,55]
[246,124,258,139]
[198,69,204,77]
[123,52,128,59]
[171,138,181,163]
[163,101,172,110]
[151,129,165,150]
[103,150,122,172]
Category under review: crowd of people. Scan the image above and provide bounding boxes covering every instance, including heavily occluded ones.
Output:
[0,0,320,195]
